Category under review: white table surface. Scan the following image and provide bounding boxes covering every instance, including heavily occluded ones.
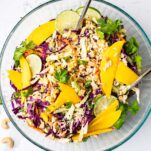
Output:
[0,0,151,151]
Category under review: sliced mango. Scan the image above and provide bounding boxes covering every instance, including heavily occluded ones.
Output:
[115,61,139,85]
[26,20,55,45]
[40,112,52,123]
[90,100,119,126]
[7,70,22,90]
[72,101,120,141]
[59,83,81,104]
[100,41,125,97]
[89,110,121,132]
[72,128,112,141]
[47,83,80,112]
[20,56,32,88]
[48,92,65,112]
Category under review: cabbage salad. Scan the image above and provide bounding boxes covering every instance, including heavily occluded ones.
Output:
[8,7,142,142]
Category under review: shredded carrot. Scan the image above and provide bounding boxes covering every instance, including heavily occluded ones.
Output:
[62,39,69,44]
[62,38,78,63]
[28,125,45,134]
[35,48,43,57]
[48,82,51,88]
[24,49,34,57]
[24,47,43,57]
[117,34,125,41]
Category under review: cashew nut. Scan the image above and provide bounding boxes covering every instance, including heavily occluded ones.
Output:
[1,137,14,148]
[1,118,10,129]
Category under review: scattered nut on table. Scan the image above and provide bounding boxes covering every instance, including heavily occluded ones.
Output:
[1,137,14,148]
[1,118,10,129]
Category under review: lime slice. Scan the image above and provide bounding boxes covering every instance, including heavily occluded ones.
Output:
[94,95,117,116]
[76,7,101,20]
[26,54,42,77]
[55,10,80,33]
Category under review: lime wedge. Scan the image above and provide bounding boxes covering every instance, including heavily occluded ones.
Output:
[94,95,117,116]
[26,54,42,77]
[76,7,101,20]
[55,10,80,33]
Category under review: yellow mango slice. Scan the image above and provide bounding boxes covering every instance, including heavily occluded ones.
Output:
[20,56,32,88]
[7,70,22,90]
[100,41,125,97]
[59,83,80,104]
[59,83,81,104]
[90,100,119,126]
[72,128,112,141]
[115,61,139,85]
[47,83,80,112]
[26,20,55,45]
[89,110,121,132]
[40,112,52,123]
[48,92,65,112]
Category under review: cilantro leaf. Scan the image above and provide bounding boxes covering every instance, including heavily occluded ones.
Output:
[77,60,88,65]
[65,102,72,109]
[55,69,69,83]
[125,37,142,73]
[85,80,92,89]
[13,41,36,66]
[84,80,92,91]
[114,112,126,129]
[22,41,35,49]
[114,100,140,129]
[13,91,21,98]
[97,18,122,35]
[63,56,71,61]
[96,29,104,40]
[125,37,139,55]
[114,103,127,129]
[134,54,142,73]
[82,137,90,142]
[21,87,33,97]
[128,100,140,115]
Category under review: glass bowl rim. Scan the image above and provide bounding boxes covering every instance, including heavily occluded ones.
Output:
[0,0,151,150]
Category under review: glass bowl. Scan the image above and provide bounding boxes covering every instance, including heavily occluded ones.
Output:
[0,0,151,150]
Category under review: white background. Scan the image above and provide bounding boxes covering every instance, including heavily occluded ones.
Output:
[0,0,151,151]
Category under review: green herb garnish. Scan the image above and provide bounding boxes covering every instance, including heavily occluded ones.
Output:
[125,37,139,55]
[65,102,72,109]
[19,108,24,112]
[73,81,80,93]
[63,56,71,61]
[125,37,142,73]
[134,54,142,73]
[55,69,69,84]
[13,41,36,66]
[114,112,126,129]
[114,100,140,129]
[97,18,122,35]
[96,29,104,40]
[114,103,127,129]
[128,100,140,115]
[0,99,2,105]
[85,80,92,89]
[77,60,88,65]
[14,91,21,98]
[22,87,33,97]
[82,137,90,142]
